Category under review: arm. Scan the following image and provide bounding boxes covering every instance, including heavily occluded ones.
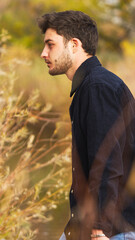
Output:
[86,83,125,236]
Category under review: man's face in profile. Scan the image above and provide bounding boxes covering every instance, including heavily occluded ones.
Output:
[41,28,73,76]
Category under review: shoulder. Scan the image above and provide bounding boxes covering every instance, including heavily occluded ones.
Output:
[86,66,123,91]
[77,66,135,114]
[80,66,131,99]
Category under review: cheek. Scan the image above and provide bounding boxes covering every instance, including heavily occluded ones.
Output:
[49,51,55,59]
[50,46,63,62]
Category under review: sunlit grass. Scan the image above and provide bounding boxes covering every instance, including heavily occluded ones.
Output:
[0,30,71,239]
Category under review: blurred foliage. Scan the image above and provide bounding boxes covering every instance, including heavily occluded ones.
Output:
[97,0,135,55]
[0,0,135,54]
[0,30,71,239]
[121,39,135,57]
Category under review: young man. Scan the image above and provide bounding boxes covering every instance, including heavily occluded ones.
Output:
[38,11,135,240]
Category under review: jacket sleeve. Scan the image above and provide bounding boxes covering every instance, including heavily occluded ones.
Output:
[86,83,126,236]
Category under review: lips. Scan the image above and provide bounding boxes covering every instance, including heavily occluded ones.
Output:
[45,60,51,64]
[45,60,51,68]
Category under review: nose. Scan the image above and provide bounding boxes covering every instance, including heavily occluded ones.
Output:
[41,46,48,59]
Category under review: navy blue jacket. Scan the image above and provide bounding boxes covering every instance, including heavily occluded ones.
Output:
[65,56,135,240]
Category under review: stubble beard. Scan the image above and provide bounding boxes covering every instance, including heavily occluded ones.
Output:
[49,48,73,76]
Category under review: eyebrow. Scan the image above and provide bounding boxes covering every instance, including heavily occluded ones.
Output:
[44,39,53,44]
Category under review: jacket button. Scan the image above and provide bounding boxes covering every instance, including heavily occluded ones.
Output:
[68,232,71,236]
[73,167,75,171]
[71,121,73,124]
[71,213,74,218]
[71,189,74,194]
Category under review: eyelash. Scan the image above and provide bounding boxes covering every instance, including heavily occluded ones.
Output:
[48,43,53,48]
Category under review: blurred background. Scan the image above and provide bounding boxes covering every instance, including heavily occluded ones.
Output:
[0,0,135,239]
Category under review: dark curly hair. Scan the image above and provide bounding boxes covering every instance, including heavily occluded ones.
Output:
[37,10,98,56]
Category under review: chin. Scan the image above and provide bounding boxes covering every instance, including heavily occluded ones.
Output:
[49,71,60,76]
[49,69,60,76]
[49,69,55,75]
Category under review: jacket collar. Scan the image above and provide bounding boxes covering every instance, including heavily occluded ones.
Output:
[70,56,101,97]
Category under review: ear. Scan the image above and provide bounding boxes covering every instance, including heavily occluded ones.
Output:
[71,38,82,53]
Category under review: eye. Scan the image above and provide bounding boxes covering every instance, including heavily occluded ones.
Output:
[48,43,54,49]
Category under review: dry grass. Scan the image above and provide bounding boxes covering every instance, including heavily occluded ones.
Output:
[0,29,71,239]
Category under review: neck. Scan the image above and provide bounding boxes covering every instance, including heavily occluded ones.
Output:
[66,54,92,80]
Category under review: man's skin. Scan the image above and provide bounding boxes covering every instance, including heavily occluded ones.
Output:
[41,28,90,80]
[41,28,109,240]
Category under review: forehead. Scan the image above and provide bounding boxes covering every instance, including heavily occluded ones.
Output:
[44,28,64,42]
